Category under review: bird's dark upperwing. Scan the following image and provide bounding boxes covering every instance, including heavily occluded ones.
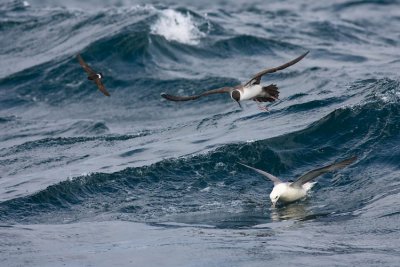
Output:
[239,163,283,185]
[161,87,232,101]
[291,156,357,188]
[95,79,111,96]
[244,51,309,86]
[77,54,96,76]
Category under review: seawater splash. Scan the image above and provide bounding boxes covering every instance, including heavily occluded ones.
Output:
[150,9,205,45]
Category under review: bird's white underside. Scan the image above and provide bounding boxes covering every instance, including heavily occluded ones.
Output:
[239,84,263,101]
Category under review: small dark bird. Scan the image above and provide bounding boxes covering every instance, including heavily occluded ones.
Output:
[161,51,309,111]
[77,54,110,96]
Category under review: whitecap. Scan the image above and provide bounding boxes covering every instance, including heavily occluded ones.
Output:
[150,9,205,45]
[200,186,211,192]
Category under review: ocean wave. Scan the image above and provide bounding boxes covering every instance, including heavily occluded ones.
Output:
[2,1,400,265]
[150,9,207,45]
[1,130,151,156]
[1,87,399,225]
[0,0,400,232]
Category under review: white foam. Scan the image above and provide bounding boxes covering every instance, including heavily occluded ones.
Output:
[200,186,211,192]
[23,1,30,7]
[151,9,205,45]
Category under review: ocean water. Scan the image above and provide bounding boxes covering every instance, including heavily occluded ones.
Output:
[1,0,400,266]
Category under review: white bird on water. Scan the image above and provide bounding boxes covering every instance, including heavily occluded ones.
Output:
[239,156,357,207]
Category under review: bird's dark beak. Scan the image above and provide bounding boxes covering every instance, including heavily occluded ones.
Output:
[236,101,242,109]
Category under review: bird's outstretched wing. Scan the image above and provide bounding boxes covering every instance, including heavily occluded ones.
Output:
[291,156,357,188]
[161,87,232,101]
[239,163,283,185]
[77,54,96,76]
[244,51,309,87]
[95,79,111,96]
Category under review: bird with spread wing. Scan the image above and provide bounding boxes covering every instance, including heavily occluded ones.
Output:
[77,54,110,97]
[161,51,309,110]
[240,156,357,207]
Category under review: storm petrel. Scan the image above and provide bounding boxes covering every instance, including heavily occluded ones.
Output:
[239,156,356,207]
[161,51,309,110]
[77,54,110,97]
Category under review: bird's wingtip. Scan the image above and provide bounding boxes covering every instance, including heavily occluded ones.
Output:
[346,155,358,163]
[160,93,178,101]
[238,162,250,168]
[99,88,111,97]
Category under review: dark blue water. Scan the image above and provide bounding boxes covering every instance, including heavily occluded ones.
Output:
[1,0,400,266]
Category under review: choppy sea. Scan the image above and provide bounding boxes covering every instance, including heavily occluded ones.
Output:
[1,0,400,266]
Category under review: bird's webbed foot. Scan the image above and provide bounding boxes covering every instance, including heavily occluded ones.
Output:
[255,100,269,112]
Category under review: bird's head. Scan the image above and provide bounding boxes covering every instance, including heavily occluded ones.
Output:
[269,183,287,207]
[231,90,242,109]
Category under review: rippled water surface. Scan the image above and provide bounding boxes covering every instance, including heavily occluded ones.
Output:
[1,0,400,266]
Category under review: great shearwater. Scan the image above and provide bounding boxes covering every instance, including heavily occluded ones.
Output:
[77,54,110,97]
[161,51,309,110]
[239,156,357,207]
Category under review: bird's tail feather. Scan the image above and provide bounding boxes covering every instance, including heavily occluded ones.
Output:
[262,84,279,99]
